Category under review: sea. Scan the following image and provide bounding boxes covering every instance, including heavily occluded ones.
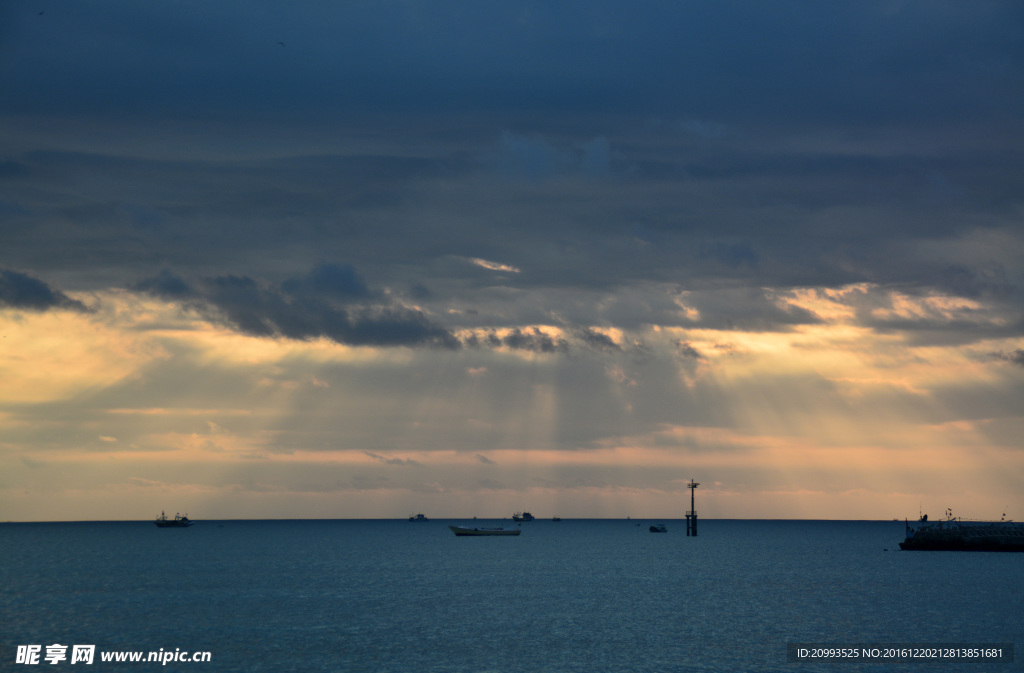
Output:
[1,519,1021,672]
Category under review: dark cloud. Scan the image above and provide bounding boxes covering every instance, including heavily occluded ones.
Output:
[481,132,614,180]
[504,328,569,353]
[931,264,1015,301]
[4,1,1021,126]
[133,269,196,299]
[576,327,621,352]
[281,264,370,301]
[841,284,1023,346]
[408,282,432,301]
[675,341,703,360]
[700,242,758,269]
[0,0,1021,353]
[992,349,1024,367]
[135,267,459,349]
[463,328,570,354]
[672,288,824,332]
[0,269,88,312]
[363,451,421,467]
[0,160,32,179]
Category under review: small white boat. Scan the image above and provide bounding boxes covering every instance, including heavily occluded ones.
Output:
[449,525,521,537]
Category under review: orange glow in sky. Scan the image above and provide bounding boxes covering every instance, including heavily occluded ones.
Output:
[2,285,1021,521]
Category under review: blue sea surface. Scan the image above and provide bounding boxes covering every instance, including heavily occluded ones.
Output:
[1,519,1021,672]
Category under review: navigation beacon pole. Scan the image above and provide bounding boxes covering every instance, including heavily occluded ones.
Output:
[685,479,699,536]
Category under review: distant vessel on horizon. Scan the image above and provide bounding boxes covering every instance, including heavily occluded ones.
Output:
[154,511,193,528]
[449,525,521,537]
[408,513,429,522]
[512,512,535,522]
[900,510,1024,551]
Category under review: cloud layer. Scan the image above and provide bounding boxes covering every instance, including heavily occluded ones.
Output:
[1,0,1022,520]
[134,266,458,348]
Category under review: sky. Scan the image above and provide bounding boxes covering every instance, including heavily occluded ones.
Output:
[1,1,1023,521]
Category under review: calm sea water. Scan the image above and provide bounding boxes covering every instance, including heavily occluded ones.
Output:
[1,519,1021,672]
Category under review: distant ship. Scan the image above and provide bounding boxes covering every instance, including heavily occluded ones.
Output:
[512,512,535,522]
[449,525,521,537]
[408,513,429,522]
[154,511,194,528]
[649,523,667,533]
[900,511,1024,551]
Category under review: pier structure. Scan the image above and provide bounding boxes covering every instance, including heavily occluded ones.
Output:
[685,479,699,536]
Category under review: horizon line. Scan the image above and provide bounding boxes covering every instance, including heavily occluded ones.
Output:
[1,516,923,524]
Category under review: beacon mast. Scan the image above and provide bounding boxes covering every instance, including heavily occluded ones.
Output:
[685,479,699,536]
